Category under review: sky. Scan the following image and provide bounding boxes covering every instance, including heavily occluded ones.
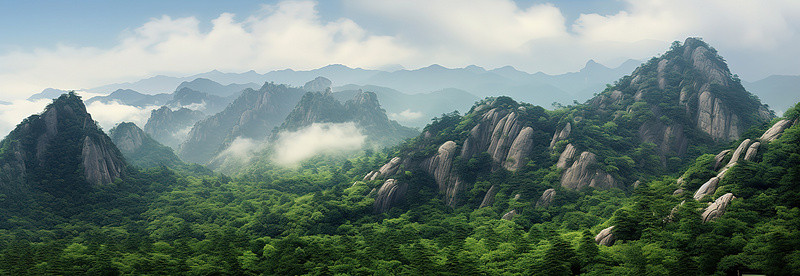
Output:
[1,0,799,100]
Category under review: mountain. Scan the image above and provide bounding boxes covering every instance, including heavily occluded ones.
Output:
[362,37,774,210]
[333,85,480,127]
[743,75,800,115]
[166,87,231,115]
[276,87,418,145]
[175,78,259,98]
[26,88,69,101]
[109,122,182,168]
[143,106,206,149]
[85,89,172,107]
[178,82,305,164]
[0,92,127,196]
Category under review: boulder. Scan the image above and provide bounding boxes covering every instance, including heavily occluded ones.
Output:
[744,142,760,161]
[673,189,684,196]
[549,122,571,149]
[376,157,402,178]
[726,139,751,167]
[702,193,735,223]
[693,177,719,201]
[561,152,618,190]
[503,127,534,171]
[479,185,498,208]
[535,188,556,208]
[373,179,408,213]
[501,210,517,220]
[595,226,615,246]
[422,141,462,206]
[556,143,577,169]
[713,149,731,170]
[760,119,791,142]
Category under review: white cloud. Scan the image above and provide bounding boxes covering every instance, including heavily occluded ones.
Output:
[85,101,159,132]
[389,109,424,122]
[0,99,50,139]
[272,122,365,166]
[215,137,264,164]
[2,0,800,101]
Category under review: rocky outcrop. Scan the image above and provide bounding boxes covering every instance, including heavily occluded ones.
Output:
[374,179,407,213]
[549,122,571,149]
[0,93,127,190]
[638,119,687,156]
[144,106,205,149]
[696,91,741,142]
[365,157,403,181]
[560,152,618,190]
[693,177,719,200]
[82,136,125,186]
[479,185,498,208]
[461,108,525,170]
[501,210,517,220]
[727,139,751,167]
[535,188,556,208]
[110,122,183,168]
[744,142,760,161]
[556,143,577,169]
[713,149,731,170]
[503,127,535,171]
[422,141,463,206]
[179,83,305,164]
[110,122,146,154]
[760,119,791,142]
[595,226,615,246]
[302,76,332,92]
[702,193,735,223]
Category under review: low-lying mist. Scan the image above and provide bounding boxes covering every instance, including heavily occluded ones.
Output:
[272,122,366,166]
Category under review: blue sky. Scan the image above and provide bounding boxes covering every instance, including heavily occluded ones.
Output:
[1,0,799,101]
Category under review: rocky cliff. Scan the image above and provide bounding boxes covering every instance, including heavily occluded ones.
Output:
[560,151,618,190]
[110,122,182,168]
[0,92,127,191]
[144,106,206,149]
[178,82,305,164]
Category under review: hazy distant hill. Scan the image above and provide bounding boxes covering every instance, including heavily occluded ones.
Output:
[743,75,800,115]
[85,89,172,107]
[26,88,70,101]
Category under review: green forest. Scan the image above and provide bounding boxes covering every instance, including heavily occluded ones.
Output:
[1,39,800,275]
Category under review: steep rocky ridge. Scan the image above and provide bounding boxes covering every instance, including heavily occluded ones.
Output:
[0,92,127,193]
[178,82,305,164]
[144,106,206,149]
[110,122,182,168]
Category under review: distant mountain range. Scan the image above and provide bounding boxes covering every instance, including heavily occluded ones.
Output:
[743,75,800,115]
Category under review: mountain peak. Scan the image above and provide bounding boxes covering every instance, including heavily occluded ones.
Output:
[303,76,332,92]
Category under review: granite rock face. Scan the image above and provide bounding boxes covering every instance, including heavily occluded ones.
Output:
[535,188,556,208]
[561,152,618,190]
[504,127,535,170]
[373,179,408,213]
[501,210,518,220]
[0,93,126,191]
[693,177,719,201]
[549,122,571,149]
[302,76,332,92]
[556,143,577,169]
[727,139,752,167]
[744,142,760,161]
[595,226,615,246]
[109,122,146,154]
[479,185,498,208]
[702,193,735,223]
[713,149,731,170]
[422,141,462,206]
[461,108,526,170]
[760,119,791,142]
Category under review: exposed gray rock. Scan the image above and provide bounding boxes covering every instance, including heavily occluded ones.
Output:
[656,59,669,89]
[501,210,517,220]
[549,122,571,149]
[760,119,791,142]
[693,177,719,201]
[727,139,751,167]
[713,149,731,171]
[363,171,378,181]
[561,152,618,190]
[556,143,577,169]
[696,91,741,142]
[535,188,556,208]
[673,189,684,196]
[744,142,760,161]
[144,106,205,149]
[504,127,534,171]
[702,193,735,223]
[377,157,402,178]
[373,179,408,213]
[82,136,125,186]
[302,76,332,92]
[110,123,146,154]
[422,141,462,206]
[595,226,615,246]
[479,185,498,208]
